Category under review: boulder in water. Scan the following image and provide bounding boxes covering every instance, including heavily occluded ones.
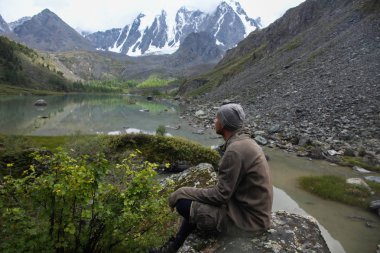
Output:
[34,99,47,106]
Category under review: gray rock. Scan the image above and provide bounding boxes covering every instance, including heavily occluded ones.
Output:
[178,211,330,253]
[352,166,371,174]
[253,130,266,137]
[327,149,338,156]
[298,134,310,146]
[365,176,380,184]
[254,135,268,145]
[195,110,206,117]
[344,148,356,157]
[268,124,281,134]
[369,200,380,211]
[169,163,330,253]
[346,178,370,190]
[309,146,325,160]
[222,99,232,105]
[34,99,47,106]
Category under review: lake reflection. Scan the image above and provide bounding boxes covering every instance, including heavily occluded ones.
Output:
[0,94,203,138]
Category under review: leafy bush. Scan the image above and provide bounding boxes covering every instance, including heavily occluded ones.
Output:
[0,149,175,252]
[107,134,220,168]
[156,125,167,136]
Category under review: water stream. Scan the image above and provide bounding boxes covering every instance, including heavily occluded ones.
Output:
[0,94,379,253]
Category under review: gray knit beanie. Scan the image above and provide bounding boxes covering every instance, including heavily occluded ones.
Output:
[216,103,245,131]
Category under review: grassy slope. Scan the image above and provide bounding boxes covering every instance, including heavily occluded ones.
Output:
[0,36,76,94]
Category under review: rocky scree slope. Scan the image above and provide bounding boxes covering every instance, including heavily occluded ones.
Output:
[179,0,380,166]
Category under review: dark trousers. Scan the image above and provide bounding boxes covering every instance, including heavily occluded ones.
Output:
[174,199,196,245]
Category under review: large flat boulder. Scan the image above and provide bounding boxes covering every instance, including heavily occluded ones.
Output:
[169,163,331,253]
[178,211,330,252]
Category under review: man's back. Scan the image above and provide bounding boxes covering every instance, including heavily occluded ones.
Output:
[224,130,273,231]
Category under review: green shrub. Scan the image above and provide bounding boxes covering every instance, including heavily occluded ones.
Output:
[107,134,220,168]
[0,149,175,252]
[156,125,167,136]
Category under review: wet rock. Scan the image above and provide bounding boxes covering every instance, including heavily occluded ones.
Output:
[344,148,356,157]
[34,99,47,106]
[369,200,380,217]
[193,129,205,135]
[268,124,281,134]
[325,155,341,164]
[297,150,310,157]
[364,176,380,184]
[346,178,370,190]
[309,146,325,160]
[369,200,380,211]
[327,150,338,156]
[352,166,371,174]
[222,99,232,105]
[195,110,207,118]
[178,211,331,253]
[254,135,268,145]
[298,134,311,146]
[253,130,266,137]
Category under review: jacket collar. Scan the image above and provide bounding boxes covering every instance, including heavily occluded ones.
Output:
[221,127,251,151]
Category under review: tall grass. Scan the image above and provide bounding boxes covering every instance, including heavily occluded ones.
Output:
[298,175,377,208]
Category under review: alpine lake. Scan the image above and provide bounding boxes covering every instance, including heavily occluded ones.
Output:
[1,94,379,253]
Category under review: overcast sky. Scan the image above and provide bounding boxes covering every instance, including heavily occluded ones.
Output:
[0,0,305,32]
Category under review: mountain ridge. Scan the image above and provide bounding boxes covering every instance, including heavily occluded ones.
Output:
[85,0,260,56]
[2,1,259,57]
[7,9,94,52]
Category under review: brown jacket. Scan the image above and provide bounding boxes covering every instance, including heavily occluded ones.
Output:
[169,128,273,232]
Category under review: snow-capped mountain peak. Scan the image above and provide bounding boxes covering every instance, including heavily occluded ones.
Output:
[8,16,32,31]
[85,1,261,56]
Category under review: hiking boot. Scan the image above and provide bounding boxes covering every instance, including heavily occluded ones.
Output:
[148,236,181,253]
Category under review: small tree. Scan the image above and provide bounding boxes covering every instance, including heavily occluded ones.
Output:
[156,125,166,136]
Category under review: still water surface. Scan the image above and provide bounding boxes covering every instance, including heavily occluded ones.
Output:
[1,94,379,253]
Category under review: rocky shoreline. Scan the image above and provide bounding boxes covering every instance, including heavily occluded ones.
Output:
[178,98,380,170]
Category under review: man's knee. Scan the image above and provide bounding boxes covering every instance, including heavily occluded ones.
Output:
[175,199,192,220]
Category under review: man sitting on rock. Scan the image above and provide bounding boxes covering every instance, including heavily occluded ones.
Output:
[149,103,273,253]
